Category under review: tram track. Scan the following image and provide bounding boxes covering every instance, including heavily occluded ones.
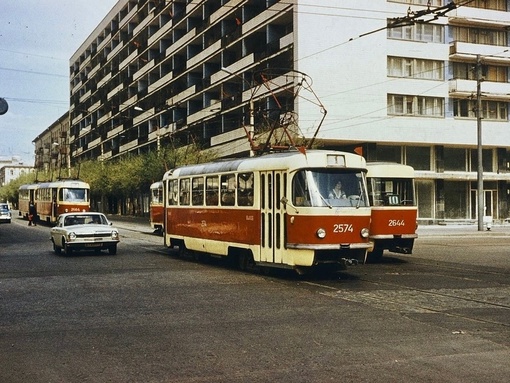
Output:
[302,261,510,331]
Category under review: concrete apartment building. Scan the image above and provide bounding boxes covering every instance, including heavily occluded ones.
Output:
[33,113,71,178]
[68,0,510,223]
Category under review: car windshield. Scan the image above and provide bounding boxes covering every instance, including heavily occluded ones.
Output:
[64,214,106,226]
[0,205,9,211]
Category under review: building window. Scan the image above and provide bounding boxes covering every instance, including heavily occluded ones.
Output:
[388,0,441,5]
[388,94,444,117]
[453,26,507,46]
[377,146,402,163]
[470,148,494,172]
[387,21,444,43]
[388,56,444,80]
[406,146,431,171]
[466,0,506,11]
[452,62,508,82]
[444,147,467,171]
[453,99,508,121]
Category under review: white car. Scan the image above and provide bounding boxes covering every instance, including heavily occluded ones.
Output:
[0,203,11,223]
[50,212,119,255]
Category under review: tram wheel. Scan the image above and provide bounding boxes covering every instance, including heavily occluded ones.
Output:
[177,241,187,257]
[367,248,383,263]
[238,251,256,272]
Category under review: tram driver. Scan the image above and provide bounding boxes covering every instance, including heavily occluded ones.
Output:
[328,180,347,199]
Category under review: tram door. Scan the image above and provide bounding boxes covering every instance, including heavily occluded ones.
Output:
[260,171,286,264]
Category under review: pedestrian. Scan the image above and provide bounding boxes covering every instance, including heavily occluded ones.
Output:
[28,201,37,226]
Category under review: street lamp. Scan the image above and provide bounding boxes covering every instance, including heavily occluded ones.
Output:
[476,55,484,231]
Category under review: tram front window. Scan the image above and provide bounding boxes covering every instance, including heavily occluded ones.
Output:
[62,188,88,202]
[368,178,415,207]
[292,170,368,207]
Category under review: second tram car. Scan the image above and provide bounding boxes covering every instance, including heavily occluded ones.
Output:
[366,162,418,261]
[18,180,90,224]
[163,150,372,273]
[149,181,164,233]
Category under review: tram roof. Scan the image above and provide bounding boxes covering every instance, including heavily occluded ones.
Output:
[366,162,414,178]
[164,150,367,179]
[18,179,90,190]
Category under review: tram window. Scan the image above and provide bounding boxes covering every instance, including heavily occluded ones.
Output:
[192,177,204,206]
[220,174,236,206]
[206,176,219,206]
[180,178,190,205]
[237,172,254,206]
[63,188,86,202]
[168,180,178,206]
[151,187,163,204]
[292,171,311,206]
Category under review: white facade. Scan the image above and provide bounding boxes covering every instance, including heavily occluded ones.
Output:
[68,0,510,222]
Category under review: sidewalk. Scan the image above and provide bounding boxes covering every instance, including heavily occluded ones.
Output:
[106,214,155,234]
[107,214,510,237]
[417,222,510,237]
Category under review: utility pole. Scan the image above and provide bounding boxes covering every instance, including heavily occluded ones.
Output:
[476,54,484,231]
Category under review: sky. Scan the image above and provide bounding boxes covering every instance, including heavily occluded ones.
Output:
[0,0,119,164]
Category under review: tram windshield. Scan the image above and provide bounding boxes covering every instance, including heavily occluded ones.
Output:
[368,178,415,207]
[60,188,88,202]
[292,169,368,208]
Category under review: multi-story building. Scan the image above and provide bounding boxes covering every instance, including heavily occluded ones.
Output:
[69,0,510,223]
[33,113,71,178]
[0,157,33,187]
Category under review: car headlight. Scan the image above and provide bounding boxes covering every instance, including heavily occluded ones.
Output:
[111,231,119,240]
[360,228,369,238]
[316,228,326,239]
[68,232,77,240]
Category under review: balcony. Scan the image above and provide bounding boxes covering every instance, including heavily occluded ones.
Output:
[449,41,510,65]
[448,6,510,29]
[449,79,510,101]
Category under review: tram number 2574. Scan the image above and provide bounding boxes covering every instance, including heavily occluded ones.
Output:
[333,223,354,233]
[388,219,406,227]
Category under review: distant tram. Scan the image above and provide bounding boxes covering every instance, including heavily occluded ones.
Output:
[149,181,164,233]
[366,162,418,261]
[162,150,372,273]
[18,180,90,224]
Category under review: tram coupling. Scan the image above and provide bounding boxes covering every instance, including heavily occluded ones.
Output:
[342,258,360,266]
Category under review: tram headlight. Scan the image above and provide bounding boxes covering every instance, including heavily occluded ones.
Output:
[68,232,77,241]
[316,228,326,239]
[360,227,369,238]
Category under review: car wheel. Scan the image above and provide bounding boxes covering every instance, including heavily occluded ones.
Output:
[64,240,73,256]
[53,242,62,255]
[108,245,117,255]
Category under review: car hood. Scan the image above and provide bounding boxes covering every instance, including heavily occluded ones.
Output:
[55,224,118,233]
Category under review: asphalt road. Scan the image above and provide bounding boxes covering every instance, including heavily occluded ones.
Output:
[1,215,509,382]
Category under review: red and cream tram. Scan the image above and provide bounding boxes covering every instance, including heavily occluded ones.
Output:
[366,162,418,261]
[18,180,90,224]
[149,181,164,233]
[162,150,372,273]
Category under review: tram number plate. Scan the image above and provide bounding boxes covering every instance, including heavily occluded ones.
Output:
[333,223,354,233]
[389,220,405,227]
